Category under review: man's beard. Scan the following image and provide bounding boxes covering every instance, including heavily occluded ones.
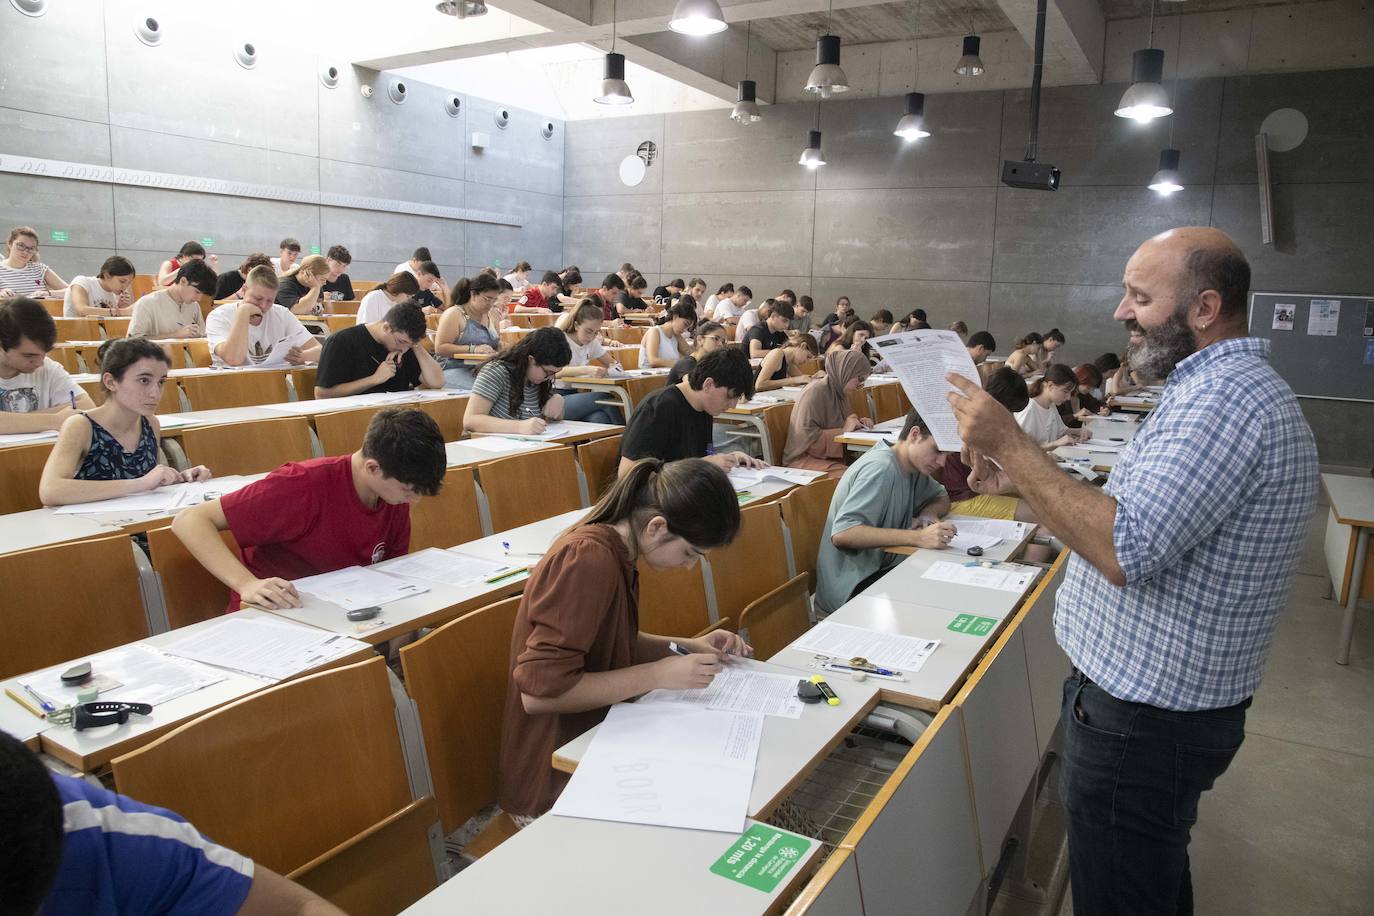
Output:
[1126,312,1196,381]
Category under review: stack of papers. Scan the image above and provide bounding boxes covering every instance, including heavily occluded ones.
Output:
[842,430,897,444]
[945,516,1030,552]
[293,566,429,611]
[922,560,1038,592]
[641,668,806,719]
[1079,439,1125,451]
[551,703,762,832]
[20,644,227,709]
[726,466,824,492]
[0,430,59,446]
[52,476,256,515]
[161,616,368,681]
[794,621,941,675]
[458,435,552,453]
[373,548,510,585]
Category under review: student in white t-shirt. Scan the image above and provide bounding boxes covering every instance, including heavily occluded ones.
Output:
[503,261,533,292]
[394,246,430,278]
[268,238,302,276]
[0,297,95,433]
[205,267,319,368]
[702,282,733,321]
[356,273,422,326]
[63,256,137,317]
[554,300,618,424]
[1014,364,1090,449]
[711,287,751,332]
[128,260,216,339]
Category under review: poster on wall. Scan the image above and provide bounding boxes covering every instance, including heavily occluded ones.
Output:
[1307,299,1341,336]
[1272,303,1295,331]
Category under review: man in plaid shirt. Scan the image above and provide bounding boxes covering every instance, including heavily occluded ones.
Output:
[947,227,1317,915]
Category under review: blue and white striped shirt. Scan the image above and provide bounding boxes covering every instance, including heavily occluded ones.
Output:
[42,773,254,916]
[1055,337,1317,711]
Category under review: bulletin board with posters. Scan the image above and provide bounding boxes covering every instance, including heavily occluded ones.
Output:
[1247,292,1374,402]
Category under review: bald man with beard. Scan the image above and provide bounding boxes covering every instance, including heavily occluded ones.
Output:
[945,228,1318,915]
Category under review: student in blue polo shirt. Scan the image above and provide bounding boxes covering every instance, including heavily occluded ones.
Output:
[0,731,343,915]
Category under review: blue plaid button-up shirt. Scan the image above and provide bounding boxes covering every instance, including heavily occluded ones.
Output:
[1055,337,1317,711]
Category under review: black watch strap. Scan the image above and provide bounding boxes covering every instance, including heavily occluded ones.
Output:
[73,701,154,731]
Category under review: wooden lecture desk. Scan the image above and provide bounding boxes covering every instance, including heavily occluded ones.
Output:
[564,367,671,418]
[1321,473,1374,664]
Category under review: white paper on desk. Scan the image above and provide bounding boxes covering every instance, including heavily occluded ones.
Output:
[52,476,255,515]
[1080,439,1124,451]
[868,329,981,452]
[373,548,508,585]
[293,565,429,611]
[0,429,59,446]
[640,669,806,719]
[946,517,1028,543]
[459,435,550,453]
[551,703,760,833]
[922,560,1038,592]
[842,430,897,444]
[727,465,823,492]
[949,533,1003,551]
[161,616,368,681]
[21,644,226,708]
[794,621,940,674]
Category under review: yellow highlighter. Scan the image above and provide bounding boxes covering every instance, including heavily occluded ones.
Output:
[810,674,840,706]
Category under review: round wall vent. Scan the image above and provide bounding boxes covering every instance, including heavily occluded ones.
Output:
[494,109,510,129]
[541,121,555,140]
[320,64,340,89]
[234,41,258,70]
[388,78,408,105]
[133,15,162,46]
[445,96,462,117]
[9,0,48,18]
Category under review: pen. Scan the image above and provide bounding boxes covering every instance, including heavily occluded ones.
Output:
[501,541,545,558]
[68,390,76,410]
[668,641,691,656]
[826,660,900,678]
[485,566,529,584]
[24,684,56,713]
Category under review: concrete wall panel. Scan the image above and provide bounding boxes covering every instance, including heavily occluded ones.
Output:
[463,97,564,198]
[111,128,321,190]
[315,66,467,180]
[464,183,563,274]
[818,91,1005,191]
[813,188,996,281]
[318,159,464,209]
[0,107,111,165]
[563,114,665,197]
[988,282,1128,368]
[563,195,662,277]
[809,278,992,329]
[0,3,108,123]
[0,176,115,252]
[993,186,1214,286]
[662,105,817,194]
[318,207,462,272]
[113,187,318,259]
[662,191,814,278]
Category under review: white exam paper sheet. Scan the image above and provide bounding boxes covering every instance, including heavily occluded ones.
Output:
[946,517,1029,542]
[640,668,805,719]
[0,429,59,446]
[293,566,429,611]
[160,616,368,681]
[458,435,551,453]
[726,465,824,492]
[868,329,981,451]
[373,548,509,585]
[550,703,760,833]
[20,644,226,708]
[51,476,255,515]
[922,560,1038,592]
[794,621,940,674]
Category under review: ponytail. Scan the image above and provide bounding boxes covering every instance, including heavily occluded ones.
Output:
[1013,332,1044,350]
[1028,363,1075,398]
[453,273,500,307]
[657,299,696,326]
[581,458,741,550]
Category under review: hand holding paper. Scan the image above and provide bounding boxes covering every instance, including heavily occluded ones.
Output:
[868,329,982,451]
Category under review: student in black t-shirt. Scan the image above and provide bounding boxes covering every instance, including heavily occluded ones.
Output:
[743,300,795,359]
[412,262,451,312]
[320,245,355,302]
[652,278,684,306]
[214,253,272,301]
[314,301,443,398]
[667,320,728,387]
[618,347,765,477]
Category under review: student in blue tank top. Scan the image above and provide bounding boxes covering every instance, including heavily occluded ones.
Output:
[38,337,211,507]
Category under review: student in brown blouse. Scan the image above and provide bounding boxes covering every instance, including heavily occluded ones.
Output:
[497,457,751,821]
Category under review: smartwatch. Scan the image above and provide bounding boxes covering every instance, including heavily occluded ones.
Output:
[73,701,153,731]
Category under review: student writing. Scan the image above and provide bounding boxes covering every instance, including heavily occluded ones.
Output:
[555,300,619,424]
[128,259,215,339]
[782,349,873,478]
[497,457,750,822]
[1015,364,1092,449]
[463,326,571,436]
[63,256,136,318]
[436,273,503,390]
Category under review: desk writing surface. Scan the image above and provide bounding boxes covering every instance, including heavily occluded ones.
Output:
[449,508,588,565]
[159,406,283,428]
[28,609,288,771]
[860,549,1037,619]
[1322,473,1374,527]
[551,658,881,819]
[402,815,819,916]
[768,594,1008,713]
[471,419,623,445]
[886,518,1036,561]
[1083,415,1139,442]
[42,473,268,534]
[0,687,46,748]
[444,438,556,468]
[0,509,120,556]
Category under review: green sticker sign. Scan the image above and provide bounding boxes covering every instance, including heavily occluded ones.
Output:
[200,237,215,248]
[709,826,810,893]
[310,245,321,255]
[50,230,68,243]
[948,614,998,636]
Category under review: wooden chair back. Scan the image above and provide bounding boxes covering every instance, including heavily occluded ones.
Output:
[477,447,583,531]
[738,573,812,660]
[0,532,149,679]
[870,383,905,423]
[185,339,212,368]
[0,442,53,515]
[608,326,644,345]
[847,387,870,420]
[412,395,468,442]
[52,316,100,343]
[71,343,105,374]
[131,274,156,300]
[324,314,355,334]
[576,434,622,503]
[290,366,317,398]
[144,524,236,629]
[112,656,414,875]
[48,345,81,373]
[609,347,639,370]
[80,377,183,414]
[399,596,521,835]
[409,467,484,552]
[314,406,382,456]
[709,501,792,622]
[352,281,380,296]
[178,370,290,410]
[638,560,713,637]
[761,402,794,465]
[39,298,63,317]
[102,316,132,337]
[779,477,839,591]
[178,416,312,476]
[288,796,439,916]
[324,300,360,315]
[198,295,215,320]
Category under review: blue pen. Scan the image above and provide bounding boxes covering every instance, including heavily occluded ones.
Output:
[24,684,56,714]
[68,390,76,410]
[501,540,544,559]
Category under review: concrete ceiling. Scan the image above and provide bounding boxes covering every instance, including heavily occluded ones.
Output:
[748,1,1015,53]
[1098,0,1300,17]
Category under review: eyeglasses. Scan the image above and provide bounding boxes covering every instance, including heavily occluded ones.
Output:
[10,241,37,253]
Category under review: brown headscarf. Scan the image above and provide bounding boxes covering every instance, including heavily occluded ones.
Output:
[784,349,871,462]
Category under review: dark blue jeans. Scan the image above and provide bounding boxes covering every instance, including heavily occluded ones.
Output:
[1059,670,1249,915]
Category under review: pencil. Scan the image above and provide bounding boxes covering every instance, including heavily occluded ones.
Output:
[5,687,45,719]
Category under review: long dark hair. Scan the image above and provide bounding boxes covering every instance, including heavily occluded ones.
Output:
[1013,332,1044,350]
[1028,363,1075,398]
[480,326,571,417]
[582,457,741,551]
[453,273,501,308]
[835,319,873,352]
[656,299,696,327]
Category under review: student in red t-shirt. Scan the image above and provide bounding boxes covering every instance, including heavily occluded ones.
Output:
[172,408,448,610]
[510,271,562,314]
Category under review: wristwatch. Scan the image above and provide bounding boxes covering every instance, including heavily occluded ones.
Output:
[72,701,153,731]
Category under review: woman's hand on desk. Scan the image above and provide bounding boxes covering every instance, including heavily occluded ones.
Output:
[180,465,212,483]
[141,465,184,491]
[684,629,754,660]
[654,653,722,690]
[240,577,302,610]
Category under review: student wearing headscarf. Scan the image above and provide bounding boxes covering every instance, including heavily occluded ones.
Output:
[782,349,873,478]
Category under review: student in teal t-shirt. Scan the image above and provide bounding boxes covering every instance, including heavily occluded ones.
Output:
[815,409,956,614]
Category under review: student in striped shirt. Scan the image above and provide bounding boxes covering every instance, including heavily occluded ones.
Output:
[0,227,68,299]
[463,326,571,436]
